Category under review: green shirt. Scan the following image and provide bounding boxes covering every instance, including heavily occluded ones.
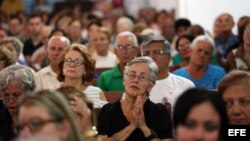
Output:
[97,65,124,91]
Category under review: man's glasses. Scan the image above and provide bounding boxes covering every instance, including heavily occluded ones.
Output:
[125,72,151,82]
[64,58,85,66]
[16,117,63,134]
[2,92,22,102]
[142,49,168,56]
[116,45,135,50]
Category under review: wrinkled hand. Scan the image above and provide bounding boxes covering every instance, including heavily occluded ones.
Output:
[135,96,147,129]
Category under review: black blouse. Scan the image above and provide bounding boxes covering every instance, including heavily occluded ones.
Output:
[97,99,173,140]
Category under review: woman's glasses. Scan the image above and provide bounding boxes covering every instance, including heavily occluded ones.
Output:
[16,117,63,133]
[64,58,85,66]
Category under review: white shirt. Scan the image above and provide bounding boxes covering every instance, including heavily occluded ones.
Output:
[84,85,108,108]
[35,66,61,91]
[149,73,195,109]
[92,51,117,68]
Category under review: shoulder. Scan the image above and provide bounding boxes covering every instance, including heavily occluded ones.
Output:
[169,73,195,86]
[172,67,186,74]
[208,65,226,73]
[35,66,50,75]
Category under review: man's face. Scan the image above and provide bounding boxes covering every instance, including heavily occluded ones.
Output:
[115,36,139,65]
[142,42,170,73]
[47,38,67,64]
[28,17,43,37]
[2,79,25,119]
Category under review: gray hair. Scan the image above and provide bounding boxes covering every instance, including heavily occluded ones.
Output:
[0,37,23,57]
[48,36,70,48]
[115,31,138,47]
[0,64,36,92]
[191,35,216,55]
[116,16,134,32]
[124,56,158,85]
[141,35,171,55]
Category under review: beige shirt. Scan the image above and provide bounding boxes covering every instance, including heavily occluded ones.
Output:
[35,66,61,91]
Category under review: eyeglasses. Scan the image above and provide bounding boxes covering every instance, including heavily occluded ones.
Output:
[125,72,151,82]
[2,92,22,102]
[64,58,85,66]
[142,49,168,56]
[16,117,63,134]
[178,43,190,50]
[116,45,135,50]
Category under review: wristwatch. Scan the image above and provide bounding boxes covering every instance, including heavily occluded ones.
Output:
[145,129,158,141]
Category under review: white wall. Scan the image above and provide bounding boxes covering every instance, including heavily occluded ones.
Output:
[177,0,250,34]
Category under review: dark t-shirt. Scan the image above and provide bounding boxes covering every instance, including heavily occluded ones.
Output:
[23,38,42,56]
[97,99,173,140]
[0,100,15,141]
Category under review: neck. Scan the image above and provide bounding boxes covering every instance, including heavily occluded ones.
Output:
[119,63,126,74]
[50,63,59,74]
[97,50,108,57]
[157,69,169,80]
[64,77,85,89]
[221,31,232,40]
[187,63,207,79]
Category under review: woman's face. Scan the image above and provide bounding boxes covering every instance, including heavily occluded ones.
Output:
[178,38,192,59]
[223,84,250,125]
[243,23,250,45]
[123,63,153,97]
[63,50,85,80]
[175,102,221,141]
[92,31,110,53]
[18,105,69,140]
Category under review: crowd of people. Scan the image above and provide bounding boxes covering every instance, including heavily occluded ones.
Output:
[0,0,250,141]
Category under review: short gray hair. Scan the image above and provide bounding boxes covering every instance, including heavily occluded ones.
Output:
[0,64,36,92]
[124,56,158,85]
[48,36,70,48]
[115,31,138,47]
[0,37,23,57]
[191,35,215,55]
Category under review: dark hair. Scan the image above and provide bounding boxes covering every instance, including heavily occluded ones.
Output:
[175,34,194,51]
[49,28,67,38]
[174,18,191,31]
[173,88,228,141]
[57,44,96,84]
[237,17,250,43]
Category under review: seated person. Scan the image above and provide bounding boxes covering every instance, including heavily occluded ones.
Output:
[97,57,173,140]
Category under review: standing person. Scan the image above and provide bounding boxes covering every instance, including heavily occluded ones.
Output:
[97,57,173,141]
[173,35,226,89]
[16,90,82,141]
[173,88,228,141]
[97,31,140,91]
[218,70,250,125]
[57,44,107,108]
[141,35,195,112]
[35,36,70,91]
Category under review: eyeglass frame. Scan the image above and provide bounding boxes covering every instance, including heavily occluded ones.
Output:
[64,58,85,66]
[125,71,152,82]
[141,49,169,56]
[16,117,63,134]
[2,92,23,102]
[116,45,135,50]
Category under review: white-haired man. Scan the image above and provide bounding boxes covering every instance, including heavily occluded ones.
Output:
[35,36,70,90]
